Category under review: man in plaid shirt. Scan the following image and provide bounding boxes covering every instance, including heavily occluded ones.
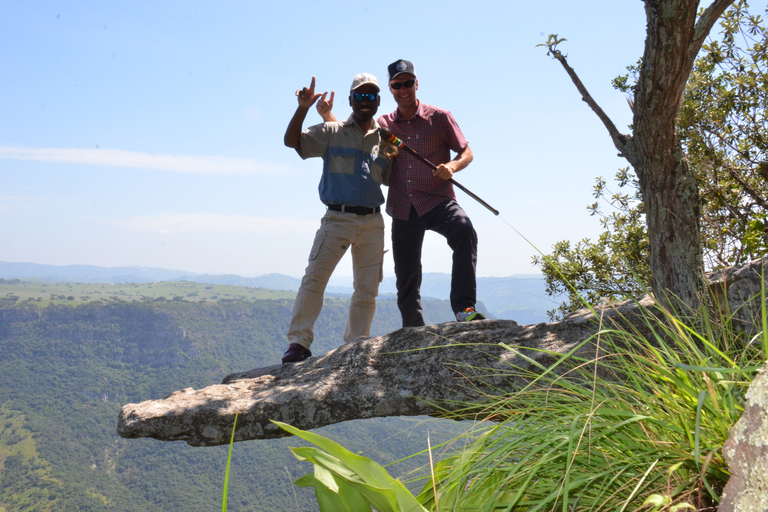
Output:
[378,59,484,327]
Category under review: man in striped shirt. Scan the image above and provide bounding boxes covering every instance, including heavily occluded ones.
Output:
[281,73,391,363]
[378,59,484,327]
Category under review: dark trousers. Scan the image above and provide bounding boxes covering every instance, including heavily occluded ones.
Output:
[392,200,478,327]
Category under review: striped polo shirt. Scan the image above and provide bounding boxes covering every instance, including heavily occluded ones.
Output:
[298,115,391,208]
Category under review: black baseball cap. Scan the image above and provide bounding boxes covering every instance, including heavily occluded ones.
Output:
[388,59,416,80]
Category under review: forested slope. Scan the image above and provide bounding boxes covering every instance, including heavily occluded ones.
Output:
[0,290,463,511]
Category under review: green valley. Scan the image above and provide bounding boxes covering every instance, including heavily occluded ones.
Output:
[0,280,464,511]
[0,279,296,307]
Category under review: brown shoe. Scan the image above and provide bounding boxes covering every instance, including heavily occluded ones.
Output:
[281,343,312,364]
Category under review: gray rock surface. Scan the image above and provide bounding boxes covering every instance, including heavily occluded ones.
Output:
[720,363,768,512]
[707,258,768,510]
[117,311,612,446]
[709,257,768,335]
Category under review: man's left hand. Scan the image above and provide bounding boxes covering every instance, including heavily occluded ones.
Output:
[316,91,335,121]
[433,163,455,181]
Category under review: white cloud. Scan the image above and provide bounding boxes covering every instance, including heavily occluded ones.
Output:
[0,146,284,175]
[101,213,318,235]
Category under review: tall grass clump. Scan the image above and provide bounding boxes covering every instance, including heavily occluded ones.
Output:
[418,295,767,511]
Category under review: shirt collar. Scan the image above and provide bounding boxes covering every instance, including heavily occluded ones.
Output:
[344,114,380,133]
[395,100,424,122]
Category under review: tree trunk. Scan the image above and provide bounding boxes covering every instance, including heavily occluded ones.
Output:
[635,136,704,309]
[630,0,734,309]
[546,0,735,310]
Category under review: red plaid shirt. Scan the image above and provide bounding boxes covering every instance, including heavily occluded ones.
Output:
[378,102,468,220]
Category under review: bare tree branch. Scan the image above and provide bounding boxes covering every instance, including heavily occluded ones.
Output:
[548,48,636,165]
[694,0,738,48]
[724,165,768,210]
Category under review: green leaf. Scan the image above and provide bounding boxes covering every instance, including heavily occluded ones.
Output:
[642,493,668,508]
[297,471,370,512]
[221,413,238,512]
[275,421,427,512]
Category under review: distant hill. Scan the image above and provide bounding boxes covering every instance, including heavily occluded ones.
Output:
[0,262,560,324]
[0,261,198,283]
[0,283,466,512]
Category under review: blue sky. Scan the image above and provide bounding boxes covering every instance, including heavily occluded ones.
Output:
[1,1,742,279]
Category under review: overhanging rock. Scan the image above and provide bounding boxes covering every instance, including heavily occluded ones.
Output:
[117,257,768,448]
[117,313,608,446]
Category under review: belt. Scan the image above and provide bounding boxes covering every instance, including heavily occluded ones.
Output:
[328,204,381,215]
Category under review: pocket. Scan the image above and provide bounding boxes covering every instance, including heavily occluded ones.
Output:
[308,217,330,260]
[309,231,326,261]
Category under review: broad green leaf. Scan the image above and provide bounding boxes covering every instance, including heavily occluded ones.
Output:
[276,421,427,512]
[642,493,669,508]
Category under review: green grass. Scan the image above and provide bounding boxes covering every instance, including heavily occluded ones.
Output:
[417,297,763,511]
[221,414,238,512]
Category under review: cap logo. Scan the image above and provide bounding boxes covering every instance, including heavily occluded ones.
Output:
[396,61,407,71]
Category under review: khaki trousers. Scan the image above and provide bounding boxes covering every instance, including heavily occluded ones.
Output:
[288,210,385,350]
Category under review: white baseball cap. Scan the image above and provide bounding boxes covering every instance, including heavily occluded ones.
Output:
[350,73,380,92]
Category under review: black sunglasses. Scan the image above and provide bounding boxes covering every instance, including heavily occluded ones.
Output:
[352,92,378,102]
[390,79,415,90]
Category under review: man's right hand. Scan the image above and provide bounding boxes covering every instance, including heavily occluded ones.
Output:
[295,76,323,109]
[285,77,324,149]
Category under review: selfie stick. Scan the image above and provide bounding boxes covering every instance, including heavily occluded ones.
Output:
[379,128,499,216]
